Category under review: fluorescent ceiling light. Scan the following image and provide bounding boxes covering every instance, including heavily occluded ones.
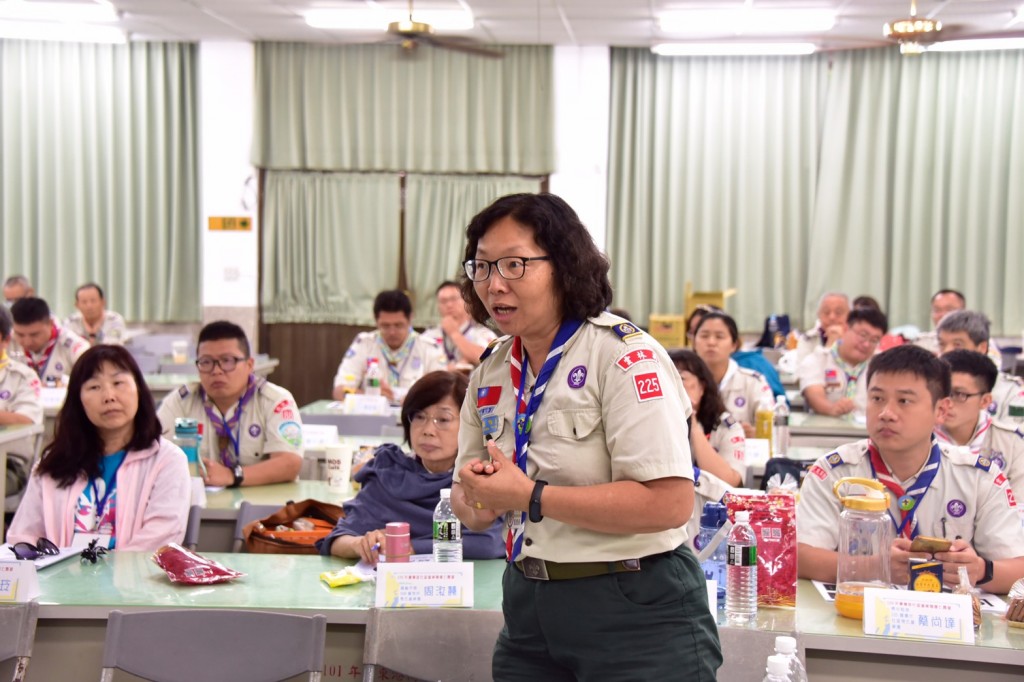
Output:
[928,37,1024,52]
[0,19,125,42]
[0,0,119,23]
[305,9,474,32]
[652,43,817,56]
[659,10,835,35]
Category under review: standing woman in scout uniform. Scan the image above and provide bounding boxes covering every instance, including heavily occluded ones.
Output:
[452,193,721,681]
[693,311,773,437]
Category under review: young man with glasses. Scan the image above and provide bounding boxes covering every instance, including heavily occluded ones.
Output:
[422,281,496,370]
[936,350,1024,488]
[332,290,447,403]
[157,321,303,487]
[798,307,888,417]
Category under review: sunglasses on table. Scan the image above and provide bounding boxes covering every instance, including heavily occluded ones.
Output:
[8,537,60,560]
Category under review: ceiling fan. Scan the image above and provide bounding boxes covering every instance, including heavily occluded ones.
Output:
[385,0,503,58]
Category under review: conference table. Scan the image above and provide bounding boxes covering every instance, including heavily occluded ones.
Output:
[789,411,867,449]
[8,553,1022,682]
[300,400,402,438]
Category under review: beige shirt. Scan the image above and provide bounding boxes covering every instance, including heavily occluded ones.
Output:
[798,439,1024,561]
[455,313,695,562]
[157,379,303,467]
[333,331,447,397]
[64,310,127,345]
[719,359,773,425]
[797,346,868,414]
[707,411,747,480]
[986,420,1024,490]
[795,324,827,366]
[12,326,89,385]
[0,359,43,463]
[422,321,497,366]
[990,373,1024,424]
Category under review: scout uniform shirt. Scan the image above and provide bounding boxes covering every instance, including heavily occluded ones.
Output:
[157,379,303,467]
[64,310,127,345]
[798,439,1024,561]
[422,321,497,366]
[935,411,1024,491]
[797,345,868,414]
[989,372,1024,423]
[333,330,447,396]
[794,323,828,366]
[455,313,695,562]
[708,411,747,480]
[12,325,89,386]
[0,355,43,467]
[718,359,773,425]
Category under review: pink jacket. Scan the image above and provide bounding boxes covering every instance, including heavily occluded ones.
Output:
[8,437,191,551]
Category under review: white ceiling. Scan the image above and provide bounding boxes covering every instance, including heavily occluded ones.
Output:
[33,1,1024,47]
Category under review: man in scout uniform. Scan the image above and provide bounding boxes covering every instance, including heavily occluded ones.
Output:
[422,281,496,369]
[794,291,850,365]
[2,275,35,305]
[797,345,1024,593]
[798,307,887,417]
[157,321,302,487]
[915,288,967,354]
[64,282,127,346]
[937,350,1024,489]
[10,297,89,385]
[0,307,43,506]
[936,310,1024,423]
[332,289,447,403]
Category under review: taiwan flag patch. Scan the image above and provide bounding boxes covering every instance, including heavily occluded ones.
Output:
[477,386,502,408]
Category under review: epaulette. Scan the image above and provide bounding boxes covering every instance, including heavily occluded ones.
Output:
[479,336,506,362]
[722,413,737,429]
[178,385,189,399]
[824,451,845,469]
[974,455,993,472]
[610,322,644,342]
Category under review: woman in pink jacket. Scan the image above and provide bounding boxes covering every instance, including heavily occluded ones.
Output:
[8,345,190,551]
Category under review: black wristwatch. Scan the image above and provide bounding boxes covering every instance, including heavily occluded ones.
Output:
[229,464,245,488]
[529,480,548,523]
[976,557,994,586]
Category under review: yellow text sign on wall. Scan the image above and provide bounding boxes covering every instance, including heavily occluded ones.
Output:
[208,216,252,231]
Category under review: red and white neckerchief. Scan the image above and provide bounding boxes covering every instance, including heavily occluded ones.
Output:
[24,324,59,380]
[867,440,941,540]
[935,410,991,456]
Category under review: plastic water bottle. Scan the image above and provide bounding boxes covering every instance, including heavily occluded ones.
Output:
[364,358,382,397]
[726,510,758,625]
[173,418,204,478]
[755,396,774,453]
[432,488,462,562]
[762,654,793,682]
[773,396,790,458]
[773,636,807,682]
[695,502,728,607]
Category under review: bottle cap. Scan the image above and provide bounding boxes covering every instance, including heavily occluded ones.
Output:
[734,510,750,523]
[700,502,728,529]
[174,417,199,435]
[766,655,789,676]
[440,488,452,499]
[774,635,796,655]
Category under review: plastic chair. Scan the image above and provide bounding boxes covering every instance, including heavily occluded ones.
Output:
[361,608,504,682]
[232,501,283,552]
[0,602,38,682]
[182,505,202,550]
[99,609,326,682]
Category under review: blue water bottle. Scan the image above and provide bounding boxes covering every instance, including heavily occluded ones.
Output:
[695,502,728,608]
[173,418,205,478]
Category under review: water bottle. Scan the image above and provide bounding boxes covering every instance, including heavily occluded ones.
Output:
[432,488,463,562]
[364,358,382,397]
[695,502,728,607]
[755,396,774,453]
[773,636,807,682]
[173,418,205,478]
[773,396,790,458]
[762,654,793,682]
[726,510,758,625]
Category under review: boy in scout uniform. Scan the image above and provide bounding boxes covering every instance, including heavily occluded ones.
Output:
[422,281,496,369]
[937,350,1024,488]
[798,345,1024,593]
[0,307,43,505]
[157,321,302,487]
[64,282,127,345]
[936,310,1024,422]
[798,307,887,417]
[10,297,88,385]
[332,289,447,403]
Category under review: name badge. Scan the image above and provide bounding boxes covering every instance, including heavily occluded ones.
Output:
[862,587,975,644]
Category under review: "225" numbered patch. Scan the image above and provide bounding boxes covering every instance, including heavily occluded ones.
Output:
[632,372,664,402]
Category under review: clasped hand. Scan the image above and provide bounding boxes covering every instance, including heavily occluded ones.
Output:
[458,441,533,518]
[890,538,982,587]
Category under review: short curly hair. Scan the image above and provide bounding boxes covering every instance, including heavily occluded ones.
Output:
[460,193,613,324]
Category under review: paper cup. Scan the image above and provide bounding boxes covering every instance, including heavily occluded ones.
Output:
[325,443,353,492]
[171,340,189,364]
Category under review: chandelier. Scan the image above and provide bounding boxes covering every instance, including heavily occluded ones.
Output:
[884,1,942,54]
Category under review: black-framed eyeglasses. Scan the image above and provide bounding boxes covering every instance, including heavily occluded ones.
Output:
[463,256,551,282]
[9,537,59,560]
[195,356,247,373]
[950,390,986,403]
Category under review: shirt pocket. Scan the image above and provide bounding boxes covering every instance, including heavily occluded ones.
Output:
[547,408,603,441]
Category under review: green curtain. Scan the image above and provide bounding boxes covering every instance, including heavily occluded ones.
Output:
[261,170,400,325]
[0,40,199,322]
[405,174,541,323]
[607,48,823,331]
[252,43,554,175]
[608,47,1024,335]
[807,48,1024,332]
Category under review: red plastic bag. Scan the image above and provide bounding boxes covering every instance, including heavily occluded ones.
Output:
[723,492,797,608]
[152,543,245,585]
